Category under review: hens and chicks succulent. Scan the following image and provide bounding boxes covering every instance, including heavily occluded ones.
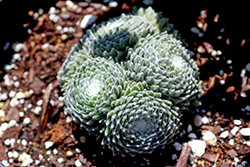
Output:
[57,7,202,156]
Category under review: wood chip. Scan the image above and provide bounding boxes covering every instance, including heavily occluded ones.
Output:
[0,142,8,160]
[202,152,217,162]
[2,126,22,142]
[175,143,191,167]
[5,107,20,122]
[40,83,54,132]
[227,149,238,158]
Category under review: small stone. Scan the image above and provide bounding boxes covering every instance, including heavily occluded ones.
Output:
[188,133,197,139]
[75,159,82,167]
[80,14,96,29]
[16,92,25,99]
[220,130,229,138]
[66,0,74,8]
[0,102,4,109]
[188,140,206,157]
[53,148,58,155]
[231,126,239,136]
[202,116,210,124]
[66,150,74,157]
[233,120,242,125]
[37,99,43,106]
[21,139,28,146]
[45,141,54,149]
[12,43,25,52]
[57,157,64,163]
[34,106,42,115]
[187,124,192,133]
[4,139,11,146]
[246,63,250,73]
[193,115,203,127]
[202,131,217,146]
[12,53,21,62]
[41,43,50,50]
[49,7,56,14]
[109,1,118,7]
[211,50,217,56]
[0,109,6,122]
[9,90,16,98]
[75,148,81,153]
[24,91,31,98]
[13,151,19,159]
[240,128,250,136]
[61,11,71,19]
[23,117,31,125]
[173,142,182,151]
[172,154,177,160]
[1,122,9,131]
[61,34,68,41]
[229,139,234,145]
[80,136,87,143]
[9,120,17,128]
[19,111,24,118]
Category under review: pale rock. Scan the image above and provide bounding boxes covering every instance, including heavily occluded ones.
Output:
[233,119,242,125]
[109,1,118,7]
[193,115,203,127]
[229,139,234,145]
[188,140,206,157]
[80,14,96,29]
[37,99,43,106]
[219,130,229,138]
[45,141,54,149]
[75,159,82,167]
[188,133,197,139]
[12,43,25,52]
[1,122,9,131]
[231,126,239,136]
[34,106,42,115]
[57,157,64,163]
[202,130,217,146]
[9,90,16,98]
[23,117,31,125]
[202,116,210,124]
[12,53,21,62]
[240,128,250,136]
[0,109,6,122]
[173,142,182,151]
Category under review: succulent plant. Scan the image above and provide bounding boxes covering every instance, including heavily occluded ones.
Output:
[57,6,202,156]
[125,32,202,106]
[100,82,181,156]
[62,57,127,132]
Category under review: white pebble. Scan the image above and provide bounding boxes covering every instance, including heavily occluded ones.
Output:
[66,116,72,123]
[68,27,75,33]
[37,99,43,106]
[80,14,96,29]
[23,117,31,125]
[56,25,62,31]
[19,111,25,118]
[35,160,40,165]
[211,50,217,57]
[229,139,234,145]
[202,131,217,146]
[187,124,192,133]
[193,115,203,127]
[1,122,9,131]
[45,141,54,149]
[57,157,64,163]
[16,92,25,99]
[0,130,4,138]
[63,27,69,33]
[66,0,74,8]
[14,81,20,88]
[33,12,39,20]
[13,151,19,159]
[12,75,18,81]
[191,27,200,34]
[1,92,8,101]
[12,43,25,52]
[46,150,52,155]
[9,120,17,128]
[27,103,33,109]
[49,7,56,14]
[231,126,239,136]
[21,139,28,146]
[38,154,43,161]
[42,43,50,50]
[19,99,25,104]
[34,106,42,115]
[172,154,177,160]
[240,128,250,136]
[188,140,206,157]
[10,138,16,147]
[1,160,10,167]
[233,119,242,125]
[18,153,33,167]
[10,97,19,107]
[9,90,16,98]
[75,148,81,153]
[12,53,21,62]
[75,159,82,167]
[202,116,210,124]
[109,1,118,7]
[8,151,13,158]
[4,139,11,146]
[53,148,58,155]
[219,130,229,138]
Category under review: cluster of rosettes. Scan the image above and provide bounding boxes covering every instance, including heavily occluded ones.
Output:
[57,7,202,156]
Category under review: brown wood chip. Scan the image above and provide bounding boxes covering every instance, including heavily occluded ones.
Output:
[227,149,238,158]
[2,126,22,142]
[202,152,217,162]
